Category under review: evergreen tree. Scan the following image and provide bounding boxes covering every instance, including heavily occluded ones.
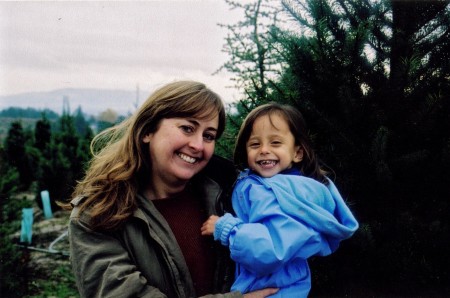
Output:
[221,0,450,295]
[3,121,33,190]
[0,146,27,297]
[73,106,91,136]
[34,114,51,151]
[280,0,449,294]
[0,146,19,199]
[35,112,93,209]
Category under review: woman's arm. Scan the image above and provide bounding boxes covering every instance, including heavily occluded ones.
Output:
[69,218,166,298]
[71,215,250,298]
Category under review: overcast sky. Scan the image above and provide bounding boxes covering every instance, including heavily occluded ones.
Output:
[0,0,244,104]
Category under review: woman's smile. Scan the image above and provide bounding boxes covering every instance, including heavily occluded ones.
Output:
[177,152,200,164]
[143,116,218,197]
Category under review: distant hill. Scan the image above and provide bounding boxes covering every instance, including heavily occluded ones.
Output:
[0,88,144,116]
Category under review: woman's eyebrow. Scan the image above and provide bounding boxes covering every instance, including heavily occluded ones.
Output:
[187,119,218,132]
[207,128,218,133]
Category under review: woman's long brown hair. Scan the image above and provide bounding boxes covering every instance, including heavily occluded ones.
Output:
[68,81,225,231]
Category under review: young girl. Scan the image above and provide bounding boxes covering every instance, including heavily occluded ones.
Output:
[202,103,359,297]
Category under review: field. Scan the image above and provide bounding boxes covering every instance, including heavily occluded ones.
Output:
[7,193,78,298]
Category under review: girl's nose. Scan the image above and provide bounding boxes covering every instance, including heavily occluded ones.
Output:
[260,144,270,154]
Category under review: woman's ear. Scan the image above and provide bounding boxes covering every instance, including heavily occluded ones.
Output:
[294,146,304,163]
[143,134,152,144]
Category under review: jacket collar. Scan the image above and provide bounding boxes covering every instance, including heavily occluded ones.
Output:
[240,167,302,180]
[134,175,222,220]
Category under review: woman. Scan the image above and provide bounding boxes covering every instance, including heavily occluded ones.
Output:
[67,81,277,297]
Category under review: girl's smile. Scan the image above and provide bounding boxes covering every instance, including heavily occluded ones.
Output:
[246,113,303,178]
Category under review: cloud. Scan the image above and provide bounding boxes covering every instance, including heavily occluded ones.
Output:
[0,0,242,103]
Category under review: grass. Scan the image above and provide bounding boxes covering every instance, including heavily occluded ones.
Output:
[26,261,78,298]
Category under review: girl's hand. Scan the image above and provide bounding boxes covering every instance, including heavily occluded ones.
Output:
[244,288,279,297]
[201,215,219,236]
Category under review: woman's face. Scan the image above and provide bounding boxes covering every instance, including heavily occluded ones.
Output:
[143,115,219,195]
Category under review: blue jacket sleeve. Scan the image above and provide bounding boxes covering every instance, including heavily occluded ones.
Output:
[214,213,243,246]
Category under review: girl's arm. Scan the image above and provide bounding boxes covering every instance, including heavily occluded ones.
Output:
[213,183,331,275]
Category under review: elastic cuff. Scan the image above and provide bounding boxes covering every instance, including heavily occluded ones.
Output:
[214,213,242,246]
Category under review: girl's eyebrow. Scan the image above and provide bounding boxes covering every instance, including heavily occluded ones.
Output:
[249,132,283,138]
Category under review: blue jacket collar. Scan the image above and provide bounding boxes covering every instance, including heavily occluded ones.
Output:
[241,167,302,179]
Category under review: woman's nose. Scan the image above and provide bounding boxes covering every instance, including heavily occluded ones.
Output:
[189,133,204,151]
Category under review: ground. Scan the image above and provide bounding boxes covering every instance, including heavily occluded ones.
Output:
[11,194,78,298]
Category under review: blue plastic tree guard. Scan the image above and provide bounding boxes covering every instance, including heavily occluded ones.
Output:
[20,207,34,244]
[40,190,53,219]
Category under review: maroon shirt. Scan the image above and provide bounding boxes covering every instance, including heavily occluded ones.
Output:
[153,190,215,296]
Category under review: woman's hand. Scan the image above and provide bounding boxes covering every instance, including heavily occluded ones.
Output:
[243,288,279,298]
[201,215,219,236]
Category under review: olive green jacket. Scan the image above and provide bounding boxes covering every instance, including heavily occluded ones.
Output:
[69,175,241,298]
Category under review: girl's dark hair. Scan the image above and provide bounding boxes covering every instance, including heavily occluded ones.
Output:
[233,102,328,184]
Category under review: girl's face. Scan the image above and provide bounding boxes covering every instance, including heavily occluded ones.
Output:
[143,116,219,197]
[246,114,303,178]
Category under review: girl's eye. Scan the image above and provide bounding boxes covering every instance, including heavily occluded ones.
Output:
[272,141,282,145]
[203,133,216,142]
[248,142,260,148]
[180,125,194,133]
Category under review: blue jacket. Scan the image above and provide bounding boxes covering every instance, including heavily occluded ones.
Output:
[214,169,359,297]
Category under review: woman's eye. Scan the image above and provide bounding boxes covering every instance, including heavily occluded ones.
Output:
[180,125,194,133]
[203,133,216,142]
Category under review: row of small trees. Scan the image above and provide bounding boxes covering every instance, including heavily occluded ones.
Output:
[0,108,99,296]
[216,0,449,296]
[1,109,93,209]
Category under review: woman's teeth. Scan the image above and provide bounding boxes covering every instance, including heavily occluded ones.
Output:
[178,153,197,164]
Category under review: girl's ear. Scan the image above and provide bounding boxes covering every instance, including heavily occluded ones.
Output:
[294,146,304,163]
